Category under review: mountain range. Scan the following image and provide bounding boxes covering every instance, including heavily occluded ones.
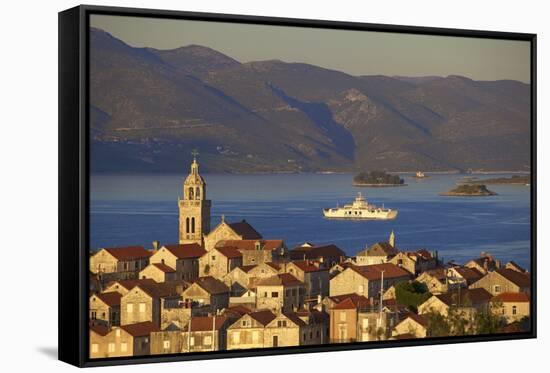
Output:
[90,27,531,173]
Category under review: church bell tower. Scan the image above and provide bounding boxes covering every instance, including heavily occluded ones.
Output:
[179,151,211,245]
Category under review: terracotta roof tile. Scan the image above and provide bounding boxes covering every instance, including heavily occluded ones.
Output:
[184,316,228,332]
[290,244,346,261]
[193,276,230,295]
[94,292,122,307]
[331,295,370,310]
[216,239,284,251]
[492,292,530,303]
[215,246,243,259]
[89,323,109,336]
[105,278,157,292]
[120,321,159,337]
[291,260,326,273]
[350,263,411,280]
[162,243,206,259]
[401,312,427,327]
[151,263,176,273]
[255,273,303,287]
[103,246,152,260]
[435,288,492,306]
[228,220,262,239]
[249,310,277,326]
[495,269,531,288]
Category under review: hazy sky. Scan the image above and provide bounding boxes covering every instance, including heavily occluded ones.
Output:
[91,15,531,83]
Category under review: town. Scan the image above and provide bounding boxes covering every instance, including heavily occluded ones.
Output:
[88,157,531,358]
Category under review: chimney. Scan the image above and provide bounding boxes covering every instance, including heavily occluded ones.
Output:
[495,259,501,269]
[317,294,322,305]
[152,240,160,253]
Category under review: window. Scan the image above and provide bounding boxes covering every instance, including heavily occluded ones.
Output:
[91,344,98,353]
[362,318,369,328]
[191,217,195,234]
[263,292,268,297]
[211,255,216,261]
[241,320,248,327]
[204,335,212,345]
[286,290,291,297]
[121,342,127,352]
[340,312,347,322]
[494,285,501,293]
[277,320,287,327]
[186,218,190,233]
[190,337,195,346]
[163,340,170,349]
[115,329,121,337]
[292,289,297,296]
[512,305,517,315]
[271,292,279,298]
[108,343,115,353]
[91,311,97,320]
[127,303,133,313]
[139,303,146,313]
[233,332,240,344]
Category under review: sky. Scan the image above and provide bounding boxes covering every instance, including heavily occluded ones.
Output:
[90,14,531,83]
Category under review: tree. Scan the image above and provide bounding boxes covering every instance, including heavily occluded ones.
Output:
[395,281,432,313]
[424,311,451,337]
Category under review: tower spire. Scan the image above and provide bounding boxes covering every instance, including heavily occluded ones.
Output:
[389,230,395,248]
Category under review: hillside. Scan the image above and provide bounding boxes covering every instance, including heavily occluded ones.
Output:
[90,27,531,174]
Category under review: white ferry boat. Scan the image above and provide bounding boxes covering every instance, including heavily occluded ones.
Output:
[322,193,398,220]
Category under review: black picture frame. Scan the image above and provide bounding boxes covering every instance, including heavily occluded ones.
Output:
[58,4,537,368]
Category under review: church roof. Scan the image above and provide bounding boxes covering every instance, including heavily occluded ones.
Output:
[228,220,263,239]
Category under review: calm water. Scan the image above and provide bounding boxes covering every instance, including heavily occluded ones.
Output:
[90,173,531,269]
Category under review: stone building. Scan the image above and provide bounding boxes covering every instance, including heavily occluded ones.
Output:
[255,273,305,312]
[204,217,263,252]
[139,263,177,283]
[227,310,276,350]
[179,316,230,352]
[121,282,182,327]
[181,276,230,312]
[90,291,121,327]
[89,322,158,358]
[465,252,501,275]
[199,246,243,278]
[355,234,398,266]
[490,292,530,323]
[329,294,370,343]
[179,155,211,245]
[90,246,152,281]
[447,266,484,288]
[282,260,330,299]
[223,262,279,296]
[392,313,427,339]
[469,268,531,296]
[102,278,157,296]
[418,288,493,317]
[150,324,185,355]
[149,243,205,282]
[416,268,448,294]
[216,239,287,266]
[330,263,411,298]
[388,250,438,276]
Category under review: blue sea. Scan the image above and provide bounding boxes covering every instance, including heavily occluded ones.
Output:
[90,173,531,269]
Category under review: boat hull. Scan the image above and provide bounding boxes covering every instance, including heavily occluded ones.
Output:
[322,208,398,220]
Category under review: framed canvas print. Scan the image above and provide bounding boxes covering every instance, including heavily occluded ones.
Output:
[58,5,536,367]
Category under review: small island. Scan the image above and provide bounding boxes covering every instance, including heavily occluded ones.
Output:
[353,170,406,187]
[470,174,530,185]
[440,184,498,197]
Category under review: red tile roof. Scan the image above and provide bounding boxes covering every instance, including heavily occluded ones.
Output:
[495,269,531,288]
[435,288,492,307]
[228,220,262,239]
[94,292,122,307]
[492,292,530,303]
[106,278,157,292]
[89,323,109,336]
[184,316,228,332]
[401,312,427,327]
[162,243,206,259]
[364,242,398,257]
[192,276,230,295]
[350,263,411,280]
[217,239,284,251]
[152,263,176,273]
[249,310,277,326]
[120,321,159,337]
[215,246,243,259]
[133,282,182,298]
[290,244,345,261]
[453,267,484,282]
[103,246,152,260]
[255,273,303,287]
[282,313,307,327]
[331,294,370,310]
[291,260,325,273]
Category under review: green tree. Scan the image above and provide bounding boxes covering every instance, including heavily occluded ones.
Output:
[395,281,432,313]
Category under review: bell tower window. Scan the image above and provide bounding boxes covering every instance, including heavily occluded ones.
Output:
[196,187,201,200]
[188,187,194,200]
[191,217,195,234]
[186,218,190,233]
